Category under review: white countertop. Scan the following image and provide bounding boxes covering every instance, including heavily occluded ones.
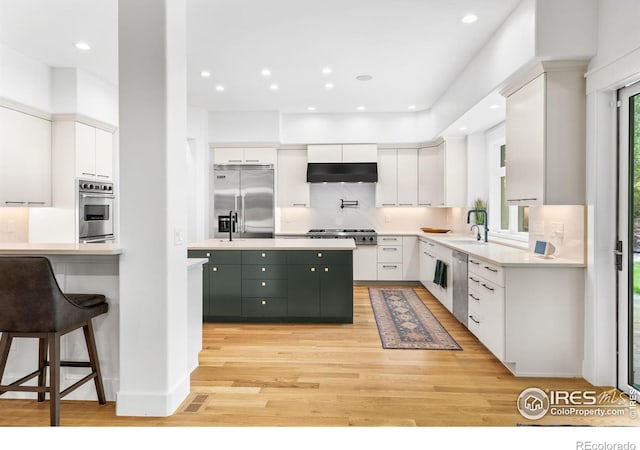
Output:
[188,238,356,251]
[0,242,123,255]
[417,232,585,268]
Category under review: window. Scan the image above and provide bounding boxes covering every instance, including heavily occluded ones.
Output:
[489,133,529,239]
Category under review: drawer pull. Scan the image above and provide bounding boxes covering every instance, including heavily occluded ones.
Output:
[469,315,480,324]
[481,283,494,292]
[246,159,260,162]
[382,203,396,206]
[469,259,480,265]
[261,282,266,286]
[212,267,218,272]
[206,252,210,257]
[292,203,307,207]
[428,242,435,247]
[382,265,397,269]
[261,252,266,257]
[324,267,329,272]
[310,267,316,272]
[382,247,398,251]
[484,266,498,273]
[469,293,480,301]
[469,276,479,283]
[261,300,267,305]
[261,267,266,272]
[317,252,322,257]
[382,237,398,241]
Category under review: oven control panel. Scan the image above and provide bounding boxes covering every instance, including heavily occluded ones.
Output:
[79,180,114,194]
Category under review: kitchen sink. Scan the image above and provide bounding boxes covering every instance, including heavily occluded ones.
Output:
[446,239,489,246]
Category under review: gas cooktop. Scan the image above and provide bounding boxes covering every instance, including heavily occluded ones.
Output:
[306,228,377,245]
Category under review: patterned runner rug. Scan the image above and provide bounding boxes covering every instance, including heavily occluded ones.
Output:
[369,288,462,350]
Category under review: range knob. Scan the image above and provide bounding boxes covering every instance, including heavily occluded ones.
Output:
[89,184,95,189]
[81,183,88,189]
[107,186,113,191]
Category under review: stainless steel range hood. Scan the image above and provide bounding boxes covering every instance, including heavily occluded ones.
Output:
[306,162,378,183]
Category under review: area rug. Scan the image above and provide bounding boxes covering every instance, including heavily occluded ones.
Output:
[368,288,461,350]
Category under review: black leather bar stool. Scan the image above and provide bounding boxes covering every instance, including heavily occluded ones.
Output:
[0,256,109,426]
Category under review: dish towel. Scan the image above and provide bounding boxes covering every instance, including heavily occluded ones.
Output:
[433,260,448,288]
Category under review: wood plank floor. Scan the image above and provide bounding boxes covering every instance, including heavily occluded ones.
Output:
[0,285,636,427]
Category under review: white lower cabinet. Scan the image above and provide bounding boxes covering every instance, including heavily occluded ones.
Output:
[418,237,452,312]
[468,265,505,362]
[353,245,378,281]
[377,236,403,280]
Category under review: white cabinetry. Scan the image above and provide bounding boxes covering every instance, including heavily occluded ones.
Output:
[0,106,51,206]
[376,148,418,207]
[417,137,466,207]
[214,147,275,165]
[402,236,419,281]
[418,237,452,312]
[377,235,403,280]
[75,122,113,180]
[307,144,377,163]
[501,61,587,205]
[467,259,505,361]
[277,149,309,207]
[353,245,378,281]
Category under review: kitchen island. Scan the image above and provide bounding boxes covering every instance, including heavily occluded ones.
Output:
[188,238,356,323]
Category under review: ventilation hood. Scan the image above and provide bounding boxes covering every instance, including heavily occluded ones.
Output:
[306,162,378,183]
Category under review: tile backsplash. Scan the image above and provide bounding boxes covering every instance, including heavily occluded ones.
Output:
[0,208,29,243]
[528,205,586,262]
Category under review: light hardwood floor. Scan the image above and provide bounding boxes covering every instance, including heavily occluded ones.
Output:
[0,285,636,427]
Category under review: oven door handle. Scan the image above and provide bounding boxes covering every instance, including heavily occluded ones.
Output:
[81,194,115,200]
[81,236,116,243]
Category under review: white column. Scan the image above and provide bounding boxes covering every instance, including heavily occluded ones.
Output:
[117,0,190,416]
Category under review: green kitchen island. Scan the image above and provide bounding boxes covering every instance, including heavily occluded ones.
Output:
[187,238,355,323]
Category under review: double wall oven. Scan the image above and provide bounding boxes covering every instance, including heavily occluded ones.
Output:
[78,180,115,243]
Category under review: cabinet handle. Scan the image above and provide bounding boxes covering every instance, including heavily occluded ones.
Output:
[261,252,266,257]
[419,203,432,206]
[324,267,329,272]
[4,201,26,205]
[382,265,397,269]
[97,174,110,178]
[423,251,434,258]
[399,203,414,206]
[382,203,396,206]
[245,159,260,162]
[382,247,397,251]
[469,259,480,265]
[81,172,96,176]
[481,283,494,292]
[507,197,538,202]
[469,315,480,324]
[206,252,210,257]
[469,293,480,301]
[382,238,398,241]
[228,159,242,163]
[469,276,479,283]
[292,203,307,207]
[484,266,498,273]
[212,267,218,272]
[27,201,46,205]
[317,252,322,257]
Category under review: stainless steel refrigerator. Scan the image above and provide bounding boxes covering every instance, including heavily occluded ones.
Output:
[212,164,274,239]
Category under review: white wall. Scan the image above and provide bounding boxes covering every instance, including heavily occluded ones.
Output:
[187,106,209,242]
[535,0,597,59]
[208,110,280,143]
[0,42,51,112]
[466,131,489,207]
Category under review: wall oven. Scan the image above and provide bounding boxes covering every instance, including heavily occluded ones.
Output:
[78,180,115,243]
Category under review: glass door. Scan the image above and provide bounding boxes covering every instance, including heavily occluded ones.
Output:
[618,82,640,393]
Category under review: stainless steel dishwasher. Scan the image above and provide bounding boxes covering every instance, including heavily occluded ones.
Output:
[452,250,468,326]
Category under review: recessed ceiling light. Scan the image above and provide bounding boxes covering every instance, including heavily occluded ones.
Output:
[74,41,91,51]
[461,13,478,24]
[408,105,416,110]
[307,106,316,111]
[200,70,211,78]
[459,126,468,131]
[324,82,334,90]
[357,106,366,111]
[270,83,279,91]
[215,85,225,92]
[322,67,332,75]
[356,74,373,81]
[261,68,271,77]
[489,104,501,110]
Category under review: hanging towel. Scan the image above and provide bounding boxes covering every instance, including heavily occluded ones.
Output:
[433,260,448,288]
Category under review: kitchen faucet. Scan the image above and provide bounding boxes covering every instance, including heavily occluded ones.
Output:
[470,224,481,241]
[467,209,489,242]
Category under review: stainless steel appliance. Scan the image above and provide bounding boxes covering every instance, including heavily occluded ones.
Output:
[306,228,377,245]
[452,249,468,326]
[212,164,274,239]
[78,179,115,243]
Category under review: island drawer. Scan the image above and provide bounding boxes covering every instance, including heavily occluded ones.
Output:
[242,298,287,317]
[242,264,288,280]
[188,250,241,265]
[242,250,288,265]
[242,278,287,297]
[287,250,352,265]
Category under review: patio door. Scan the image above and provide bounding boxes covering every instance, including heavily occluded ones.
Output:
[618,81,640,394]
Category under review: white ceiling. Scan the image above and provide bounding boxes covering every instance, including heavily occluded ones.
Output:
[0,0,519,117]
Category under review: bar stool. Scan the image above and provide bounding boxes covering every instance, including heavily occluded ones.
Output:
[0,256,109,426]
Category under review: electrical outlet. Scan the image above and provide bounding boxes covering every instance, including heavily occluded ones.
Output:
[532,221,544,235]
[174,228,184,245]
[551,222,564,236]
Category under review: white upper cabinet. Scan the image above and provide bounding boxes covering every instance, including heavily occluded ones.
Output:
[396,148,418,207]
[214,147,275,165]
[376,149,398,207]
[277,149,310,207]
[502,61,587,206]
[417,137,466,207]
[0,106,52,207]
[75,122,114,180]
[307,144,377,163]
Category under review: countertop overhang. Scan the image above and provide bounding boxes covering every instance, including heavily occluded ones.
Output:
[0,242,122,255]
[188,238,356,251]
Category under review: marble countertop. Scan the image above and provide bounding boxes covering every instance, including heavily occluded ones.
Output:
[0,242,123,255]
[188,238,356,251]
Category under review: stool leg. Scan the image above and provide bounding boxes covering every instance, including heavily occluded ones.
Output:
[0,332,13,396]
[83,321,106,404]
[48,332,60,427]
[37,337,48,402]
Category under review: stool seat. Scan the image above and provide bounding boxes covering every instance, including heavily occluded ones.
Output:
[0,256,108,426]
